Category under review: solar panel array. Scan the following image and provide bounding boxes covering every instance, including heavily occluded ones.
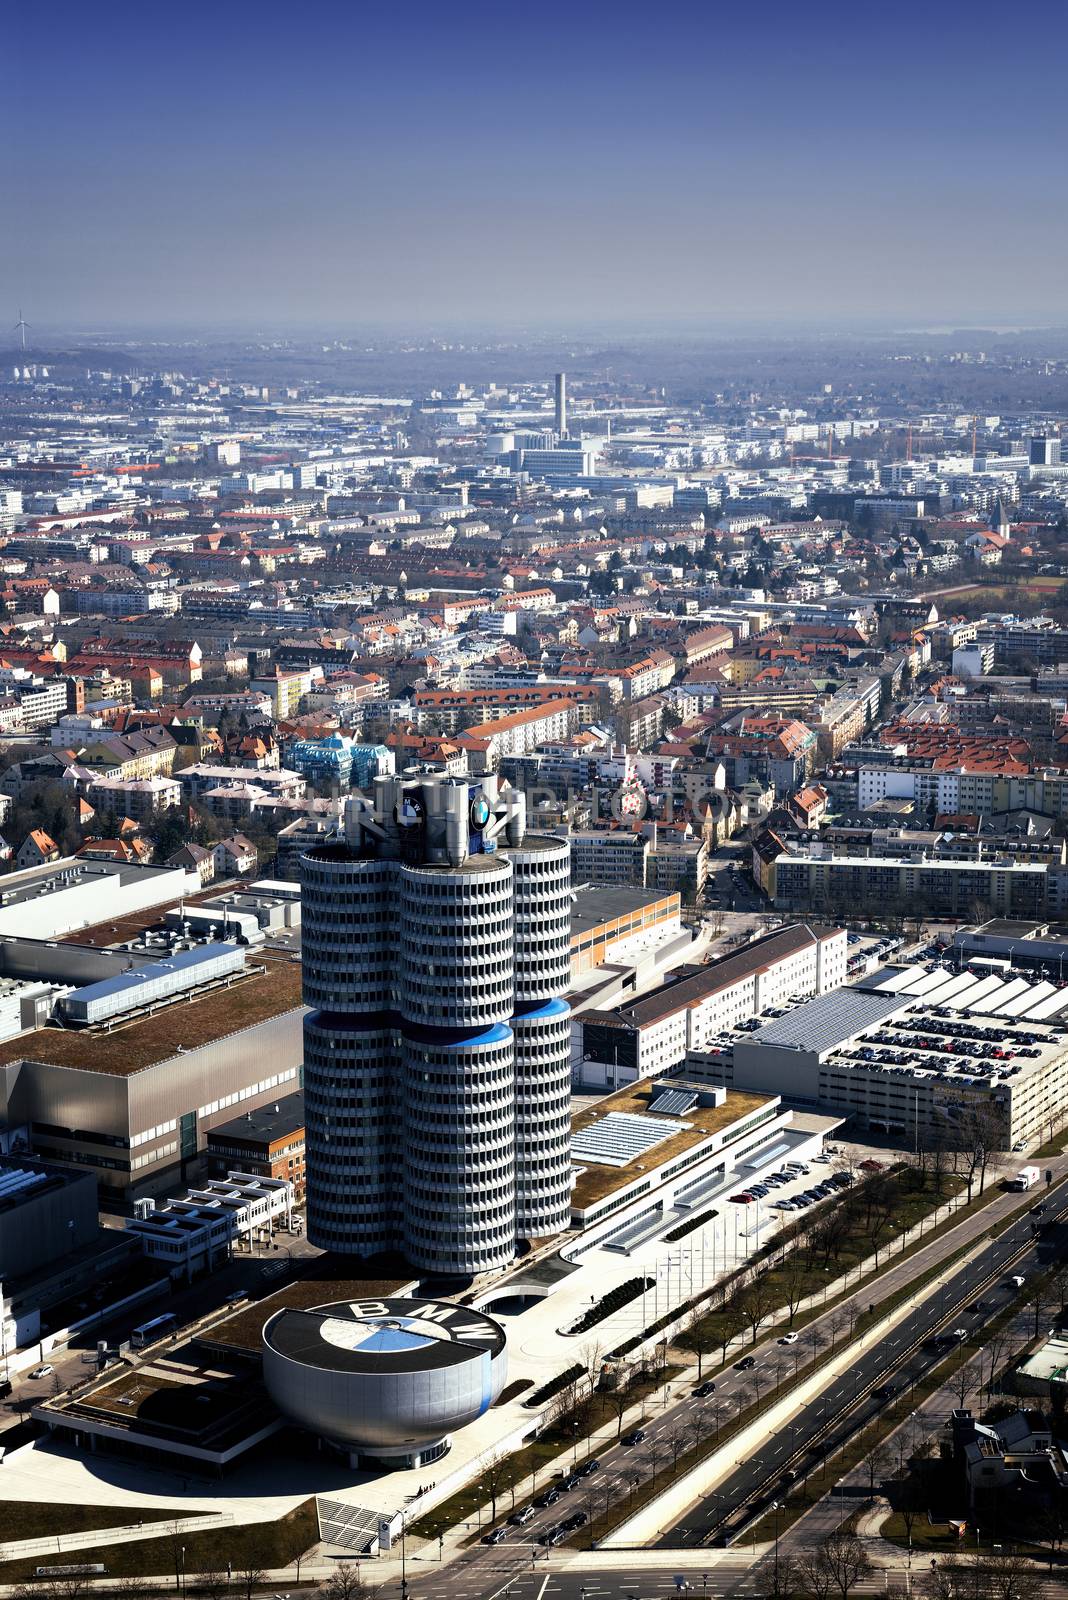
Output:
[648,1088,698,1117]
[747,987,910,1055]
[571,1110,689,1168]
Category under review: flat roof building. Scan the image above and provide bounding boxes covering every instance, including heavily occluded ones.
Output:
[578,923,847,1088]
[207,1091,306,1198]
[711,963,1068,1149]
[0,951,304,1196]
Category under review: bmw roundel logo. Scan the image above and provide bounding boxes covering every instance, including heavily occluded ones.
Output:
[470,795,491,829]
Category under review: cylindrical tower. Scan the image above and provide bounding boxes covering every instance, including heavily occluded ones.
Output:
[508,835,573,1238]
[301,848,401,1255]
[399,856,517,1275]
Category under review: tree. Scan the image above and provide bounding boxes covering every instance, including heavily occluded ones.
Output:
[321,1564,369,1600]
[665,1418,691,1470]
[765,1549,800,1600]
[235,1565,266,1600]
[817,1530,873,1599]
[578,1339,604,1405]
[192,1571,229,1600]
[481,1450,510,1524]
[718,1299,748,1363]
[606,1381,632,1439]
[682,1307,718,1376]
[923,1551,1043,1600]
[782,1256,812,1326]
[796,1548,835,1600]
[737,1274,776,1345]
[953,1358,981,1410]
[861,1440,894,1497]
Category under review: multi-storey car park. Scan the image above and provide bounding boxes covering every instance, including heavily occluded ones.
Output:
[300,772,573,1277]
[696,960,1068,1149]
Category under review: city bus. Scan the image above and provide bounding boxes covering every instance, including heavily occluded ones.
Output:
[130,1313,177,1349]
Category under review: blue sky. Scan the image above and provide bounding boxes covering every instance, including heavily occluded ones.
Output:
[5,0,1066,331]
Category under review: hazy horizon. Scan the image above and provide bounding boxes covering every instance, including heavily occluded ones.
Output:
[7,0,1067,330]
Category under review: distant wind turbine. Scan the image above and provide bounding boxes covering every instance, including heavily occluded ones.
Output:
[12,311,28,352]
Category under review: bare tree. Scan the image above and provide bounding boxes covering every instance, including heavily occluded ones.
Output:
[578,1339,604,1402]
[717,1299,747,1363]
[796,1549,835,1600]
[321,1564,367,1600]
[827,1308,851,1350]
[481,1450,510,1524]
[665,1418,691,1470]
[606,1381,632,1439]
[235,1565,266,1600]
[818,1530,873,1599]
[861,1440,894,1496]
[643,1435,666,1480]
[682,1307,718,1376]
[192,1572,229,1600]
[766,1549,800,1600]
[737,1275,776,1345]
[953,1357,981,1410]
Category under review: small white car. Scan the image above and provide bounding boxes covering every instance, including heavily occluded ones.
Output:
[28,1364,54,1379]
[778,1332,799,1345]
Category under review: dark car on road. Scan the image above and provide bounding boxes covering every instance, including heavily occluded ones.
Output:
[694,1380,717,1397]
[735,1355,757,1371]
[621,1428,647,1445]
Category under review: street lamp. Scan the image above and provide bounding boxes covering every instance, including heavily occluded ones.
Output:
[771,1501,783,1594]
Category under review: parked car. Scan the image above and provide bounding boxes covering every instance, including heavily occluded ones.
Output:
[483,1527,508,1545]
[28,1364,53,1379]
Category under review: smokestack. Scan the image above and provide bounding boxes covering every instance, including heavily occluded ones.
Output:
[554,371,567,438]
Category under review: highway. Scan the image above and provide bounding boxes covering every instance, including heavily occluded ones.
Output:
[662,1175,1068,1546]
[391,1178,1068,1600]
[402,1175,1065,1584]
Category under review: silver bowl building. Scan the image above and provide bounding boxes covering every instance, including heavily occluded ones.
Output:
[262,1296,508,1467]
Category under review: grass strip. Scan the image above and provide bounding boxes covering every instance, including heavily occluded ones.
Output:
[0,1500,319,1584]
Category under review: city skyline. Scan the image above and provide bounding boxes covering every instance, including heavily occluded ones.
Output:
[6,0,1068,329]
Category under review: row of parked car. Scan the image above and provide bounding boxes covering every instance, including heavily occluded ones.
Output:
[729,1157,853,1210]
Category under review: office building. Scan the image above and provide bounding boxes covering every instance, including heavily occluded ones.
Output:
[300,774,572,1277]
[578,923,847,1088]
[1030,435,1061,468]
[207,1091,306,1197]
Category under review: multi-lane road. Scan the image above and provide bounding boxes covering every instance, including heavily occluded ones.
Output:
[664,1177,1068,1546]
[398,1174,1067,1600]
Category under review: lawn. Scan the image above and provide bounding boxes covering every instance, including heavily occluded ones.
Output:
[0,1502,184,1543]
[0,1501,318,1583]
